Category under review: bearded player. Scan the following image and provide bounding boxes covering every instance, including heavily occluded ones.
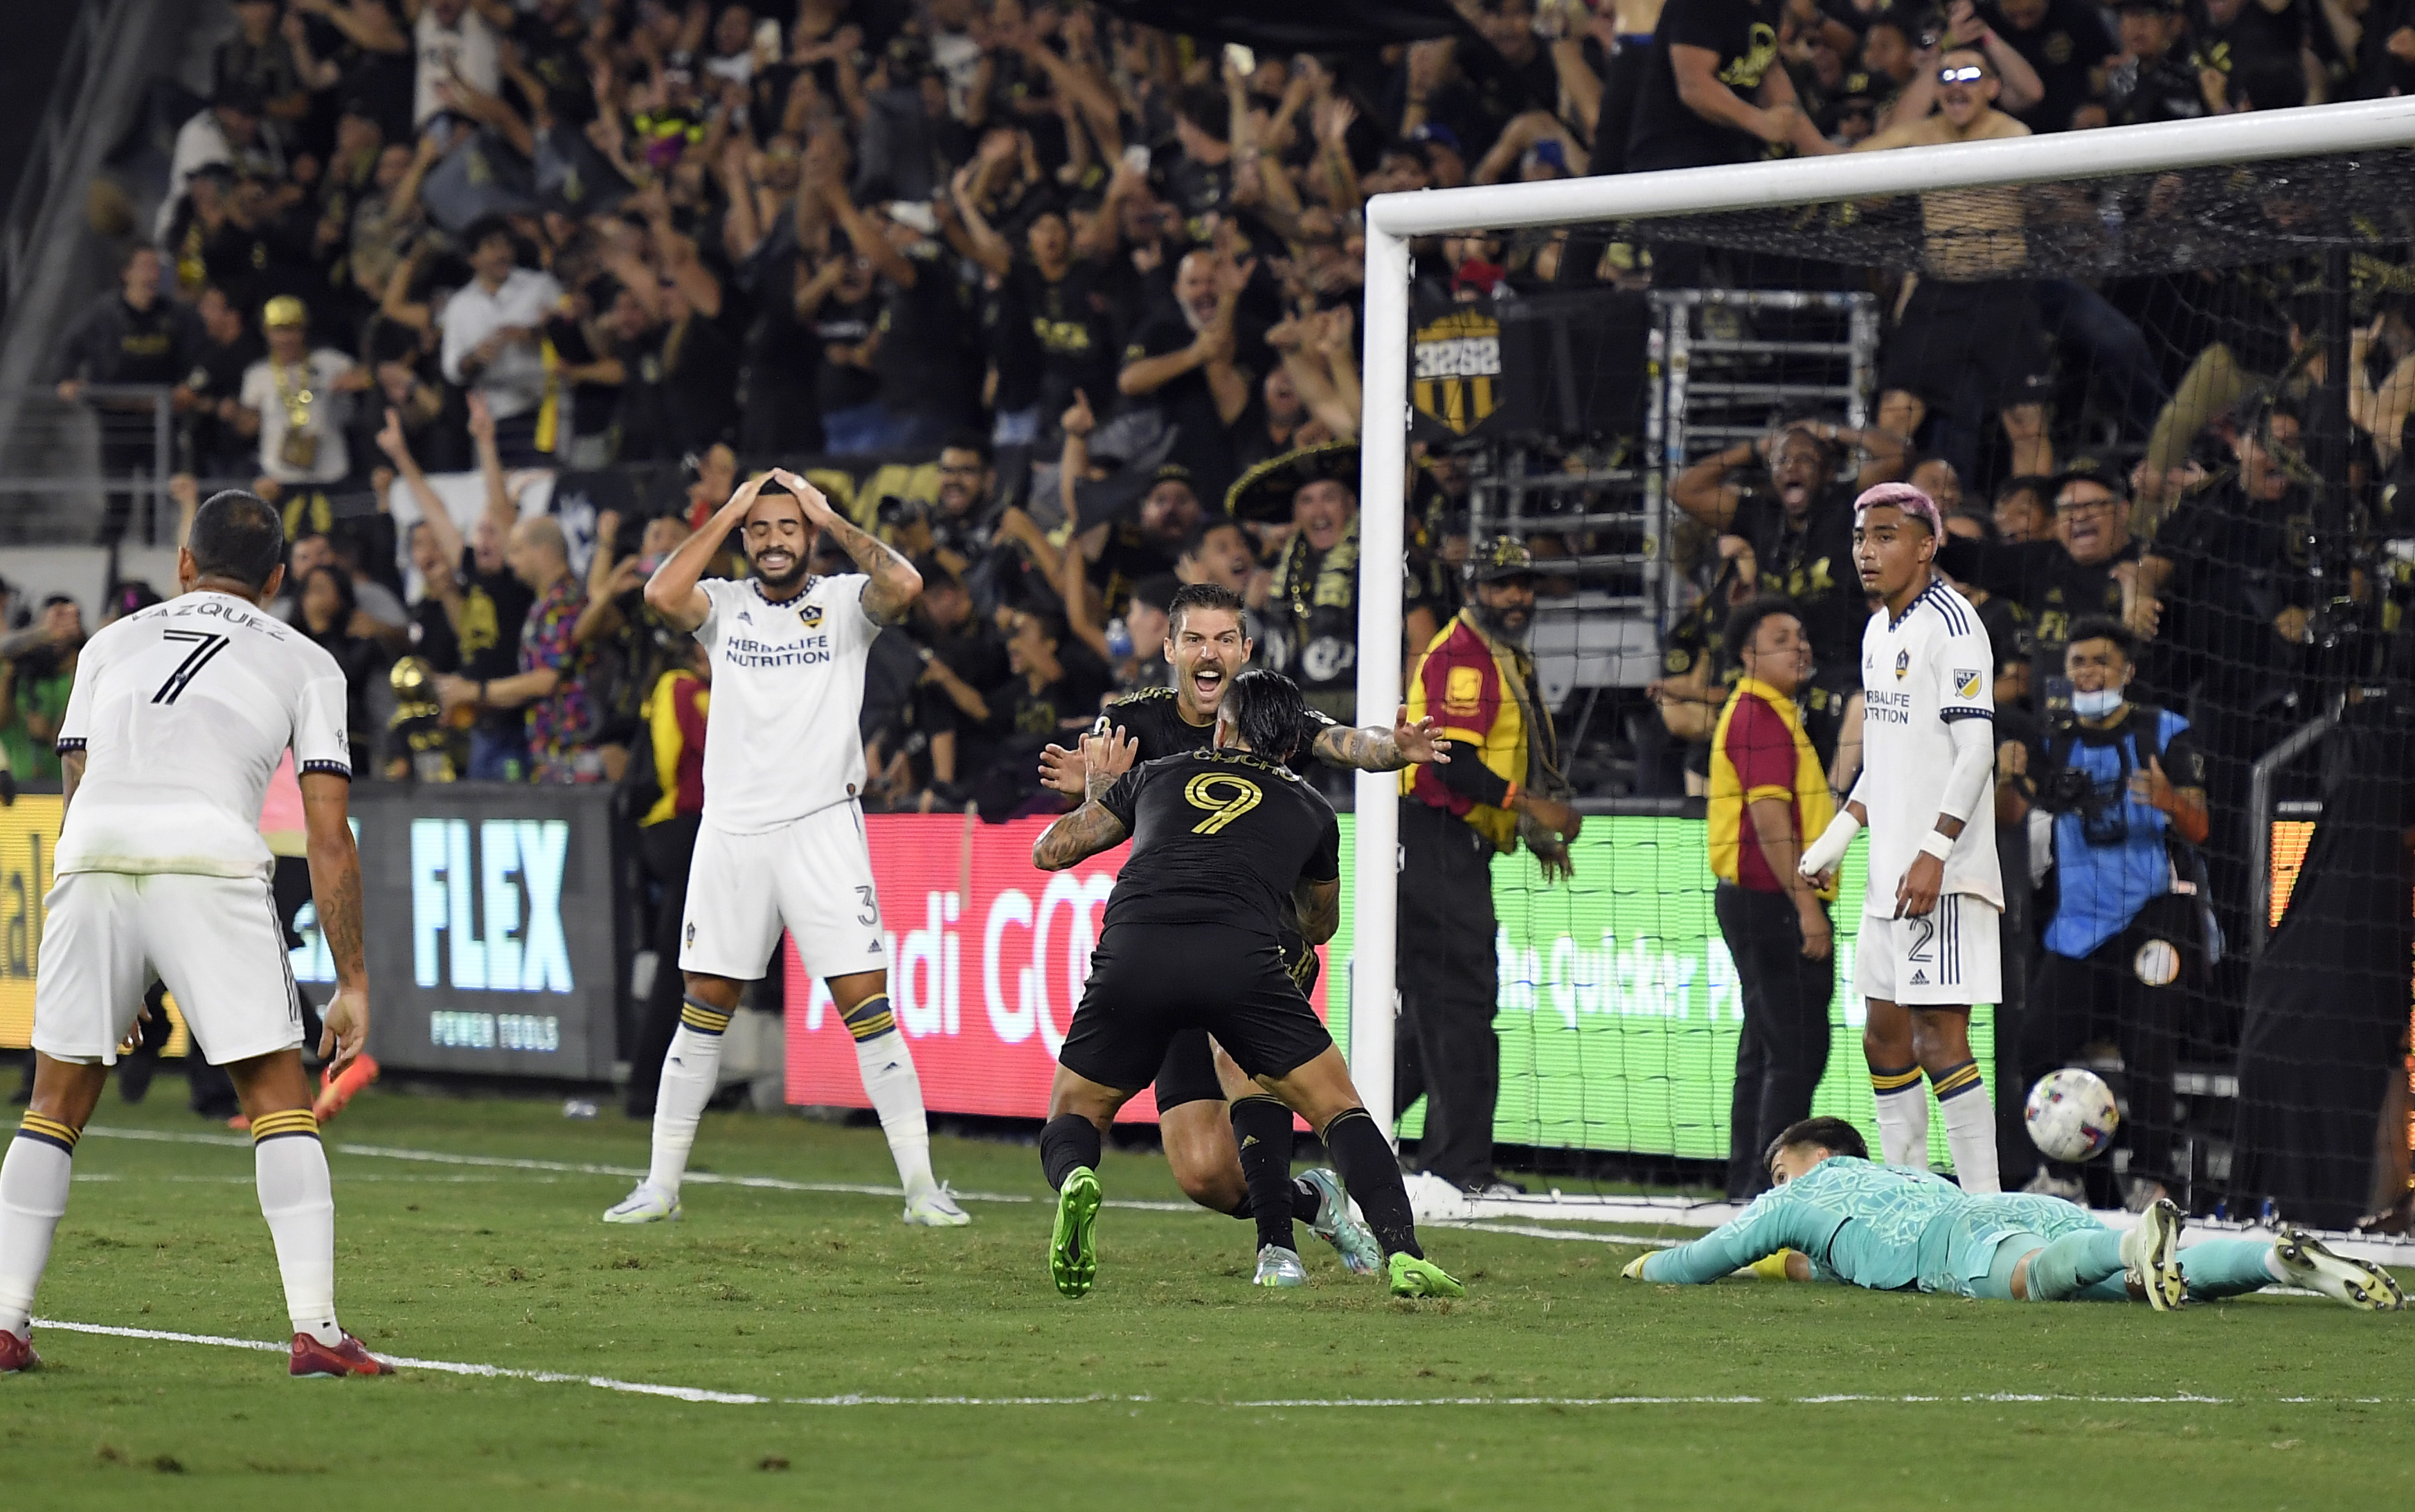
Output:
[1037,582,1444,1286]
[1799,483,2002,1192]
[605,470,967,1227]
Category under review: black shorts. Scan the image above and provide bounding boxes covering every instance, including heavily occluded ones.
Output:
[1063,923,1334,1095]
[1879,278,2053,413]
[1147,926,1322,1112]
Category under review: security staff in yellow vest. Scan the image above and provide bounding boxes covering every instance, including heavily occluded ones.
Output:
[1397,538,1583,1194]
[1705,595,1838,1198]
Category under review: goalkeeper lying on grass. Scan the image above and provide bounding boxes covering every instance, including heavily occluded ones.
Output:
[1622,1117,2403,1312]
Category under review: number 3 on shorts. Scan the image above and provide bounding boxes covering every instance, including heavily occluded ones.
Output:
[855,885,879,926]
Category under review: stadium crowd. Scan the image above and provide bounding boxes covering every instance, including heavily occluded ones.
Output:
[7,0,2414,1220]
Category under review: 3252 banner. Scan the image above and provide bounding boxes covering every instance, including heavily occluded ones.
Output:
[1,795,63,1051]
[788,813,1991,1163]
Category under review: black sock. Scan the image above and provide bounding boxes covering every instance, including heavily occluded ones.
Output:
[1039,1114,1102,1191]
[1323,1108,1421,1259]
[1230,1097,1298,1252]
[1291,1178,1322,1224]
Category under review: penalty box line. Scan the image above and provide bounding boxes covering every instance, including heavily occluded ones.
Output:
[25,1320,2405,1410]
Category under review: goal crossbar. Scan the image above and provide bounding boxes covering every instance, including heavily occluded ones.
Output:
[1345,97,2415,1141]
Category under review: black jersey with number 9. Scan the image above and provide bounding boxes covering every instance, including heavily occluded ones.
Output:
[1095,749,1342,942]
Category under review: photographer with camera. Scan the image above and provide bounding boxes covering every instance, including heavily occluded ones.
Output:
[2004,616,2209,1209]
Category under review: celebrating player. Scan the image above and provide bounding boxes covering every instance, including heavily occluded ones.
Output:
[1623,1117,2404,1311]
[1799,483,2003,1192]
[605,469,967,1228]
[1036,582,1442,1285]
[0,491,385,1377]
[1029,669,1462,1301]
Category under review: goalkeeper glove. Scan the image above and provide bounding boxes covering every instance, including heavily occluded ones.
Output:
[1797,809,1862,881]
[1620,1252,1651,1281]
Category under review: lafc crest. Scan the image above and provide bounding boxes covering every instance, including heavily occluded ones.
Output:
[1412,307,1502,436]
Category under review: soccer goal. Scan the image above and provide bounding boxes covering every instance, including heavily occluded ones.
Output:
[1345,98,2415,1236]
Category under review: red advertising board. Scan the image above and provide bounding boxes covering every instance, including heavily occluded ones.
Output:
[783,813,1330,1122]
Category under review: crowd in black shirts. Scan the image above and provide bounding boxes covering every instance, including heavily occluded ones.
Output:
[32,0,2415,825]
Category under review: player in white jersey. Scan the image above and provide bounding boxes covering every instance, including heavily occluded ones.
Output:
[604,470,968,1227]
[0,491,386,1377]
[1799,483,2004,1194]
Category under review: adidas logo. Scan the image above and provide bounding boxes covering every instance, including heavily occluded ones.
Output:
[1909,969,1929,984]
[1240,1135,1259,1148]
[737,610,753,624]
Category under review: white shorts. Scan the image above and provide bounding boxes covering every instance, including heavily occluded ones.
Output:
[1856,893,2002,1007]
[680,802,890,983]
[33,870,303,1065]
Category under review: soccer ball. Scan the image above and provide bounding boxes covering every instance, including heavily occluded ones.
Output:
[2025,1068,2119,1163]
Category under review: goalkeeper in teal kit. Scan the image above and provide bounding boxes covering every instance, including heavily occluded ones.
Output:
[1624,1119,2403,1311]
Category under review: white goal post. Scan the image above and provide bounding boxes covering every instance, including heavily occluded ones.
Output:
[1344,96,2415,1145]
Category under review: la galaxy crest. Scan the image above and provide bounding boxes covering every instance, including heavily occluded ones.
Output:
[1894,649,1910,680]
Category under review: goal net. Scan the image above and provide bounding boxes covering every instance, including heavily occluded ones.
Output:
[1343,100,2415,1234]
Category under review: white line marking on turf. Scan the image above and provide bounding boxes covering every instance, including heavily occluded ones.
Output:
[1431,1220,1678,1248]
[79,1126,1198,1214]
[28,1321,2409,1409]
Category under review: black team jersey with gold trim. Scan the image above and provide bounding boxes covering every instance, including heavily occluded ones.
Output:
[1100,686,1336,773]
[1095,750,1341,942]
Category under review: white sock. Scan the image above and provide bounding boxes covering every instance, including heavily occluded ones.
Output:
[252,1120,341,1347]
[1869,1064,1930,1169]
[647,1018,726,1198]
[849,1006,935,1198]
[0,1124,75,1339]
[1932,1061,2000,1194]
[2263,1246,2290,1284]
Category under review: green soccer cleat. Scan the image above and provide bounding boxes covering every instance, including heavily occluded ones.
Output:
[1300,1168,1382,1276]
[2122,1196,2187,1311]
[1386,1252,1466,1299]
[1253,1245,1308,1288]
[2272,1225,2407,1311]
[1050,1167,1102,1298]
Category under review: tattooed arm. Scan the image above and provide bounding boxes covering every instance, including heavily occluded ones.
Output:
[1292,876,1340,946]
[302,770,370,1073]
[771,467,923,624]
[1033,730,1139,870]
[1309,704,1451,773]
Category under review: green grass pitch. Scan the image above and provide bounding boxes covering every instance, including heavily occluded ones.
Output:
[6,1089,2411,1511]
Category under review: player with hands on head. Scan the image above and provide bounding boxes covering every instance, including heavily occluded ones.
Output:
[1033,582,1441,1281]
[607,469,967,1230]
[1799,483,2004,1193]
[1030,669,1463,1301]
[0,489,384,1378]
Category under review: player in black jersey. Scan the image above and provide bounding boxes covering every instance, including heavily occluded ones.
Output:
[1034,583,1446,1280]
[1032,670,1463,1301]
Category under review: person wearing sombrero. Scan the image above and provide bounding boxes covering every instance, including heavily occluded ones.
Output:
[1227,440,1365,729]
[1396,537,1583,1196]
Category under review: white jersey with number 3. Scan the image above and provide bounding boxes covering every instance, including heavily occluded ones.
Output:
[1858,576,2002,916]
[694,573,879,834]
[53,590,352,883]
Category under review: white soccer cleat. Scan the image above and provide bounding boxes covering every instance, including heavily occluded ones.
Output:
[2121,1196,2187,1311]
[1299,1168,1381,1275]
[1253,1245,1309,1288]
[601,1182,681,1224]
[902,1183,971,1227]
[2272,1225,2407,1312]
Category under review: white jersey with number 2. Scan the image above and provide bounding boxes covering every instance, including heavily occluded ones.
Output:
[1857,576,2003,916]
[53,591,352,883]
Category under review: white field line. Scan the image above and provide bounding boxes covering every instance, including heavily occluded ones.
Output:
[80,1125,1192,1214]
[25,1320,2412,1409]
